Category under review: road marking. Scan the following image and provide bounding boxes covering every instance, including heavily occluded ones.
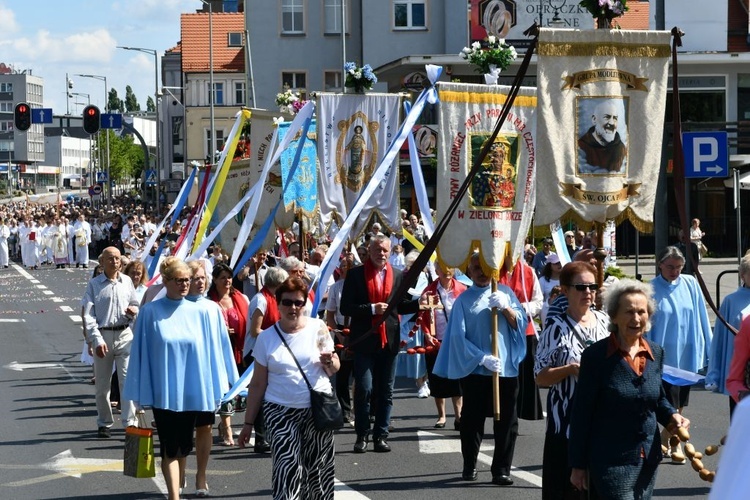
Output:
[43,290,54,295]
[60,306,73,312]
[0,450,249,494]
[29,279,40,284]
[4,361,64,371]
[0,319,25,323]
[52,298,64,303]
[334,479,371,498]
[417,430,542,488]
[69,315,82,323]
[35,284,47,289]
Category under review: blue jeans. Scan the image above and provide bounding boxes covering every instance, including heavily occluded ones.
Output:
[353,349,397,439]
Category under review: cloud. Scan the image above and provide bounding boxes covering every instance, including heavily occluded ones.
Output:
[11,29,117,64]
[0,4,19,34]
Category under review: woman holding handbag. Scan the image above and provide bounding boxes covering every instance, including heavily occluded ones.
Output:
[238,277,341,500]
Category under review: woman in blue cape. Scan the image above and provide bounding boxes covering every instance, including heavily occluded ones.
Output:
[647,246,711,464]
[124,257,238,500]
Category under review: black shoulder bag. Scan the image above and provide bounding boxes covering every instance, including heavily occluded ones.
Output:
[273,324,344,431]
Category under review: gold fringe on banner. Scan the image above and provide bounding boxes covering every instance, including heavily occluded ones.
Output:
[538,42,671,59]
[534,207,654,235]
[439,90,537,108]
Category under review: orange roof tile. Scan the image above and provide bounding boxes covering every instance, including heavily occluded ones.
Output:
[181,12,245,73]
[166,41,182,54]
[617,1,650,30]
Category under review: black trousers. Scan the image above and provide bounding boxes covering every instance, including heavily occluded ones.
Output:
[459,374,519,477]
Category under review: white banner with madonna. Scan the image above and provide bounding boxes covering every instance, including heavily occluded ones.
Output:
[436,82,537,279]
[316,92,402,240]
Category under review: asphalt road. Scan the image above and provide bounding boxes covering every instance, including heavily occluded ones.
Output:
[0,257,734,499]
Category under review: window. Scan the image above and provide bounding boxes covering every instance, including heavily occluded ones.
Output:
[282,72,307,93]
[208,82,224,105]
[394,0,425,29]
[228,32,243,47]
[324,71,342,91]
[0,121,12,132]
[206,129,226,160]
[324,0,344,34]
[282,0,304,33]
[0,102,12,112]
[0,83,12,92]
[235,82,246,105]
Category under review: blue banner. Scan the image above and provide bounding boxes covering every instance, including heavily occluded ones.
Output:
[277,120,318,216]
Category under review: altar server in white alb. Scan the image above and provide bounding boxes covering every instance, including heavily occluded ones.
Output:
[0,218,10,268]
[73,214,92,268]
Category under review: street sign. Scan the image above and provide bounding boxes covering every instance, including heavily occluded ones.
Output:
[92,184,102,195]
[682,131,729,178]
[100,113,123,129]
[96,171,107,182]
[144,169,157,186]
[31,108,53,124]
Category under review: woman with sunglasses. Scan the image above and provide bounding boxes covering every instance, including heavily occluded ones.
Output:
[648,246,711,464]
[238,277,340,499]
[124,257,236,500]
[534,261,609,499]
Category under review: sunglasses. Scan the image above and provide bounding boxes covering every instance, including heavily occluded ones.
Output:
[571,283,599,292]
[172,278,191,285]
[280,298,306,308]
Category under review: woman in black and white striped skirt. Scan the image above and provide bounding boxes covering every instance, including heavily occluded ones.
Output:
[239,277,341,499]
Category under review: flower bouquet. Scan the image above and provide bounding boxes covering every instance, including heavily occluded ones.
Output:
[344,62,377,93]
[579,0,628,28]
[275,88,300,114]
[459,36,518,83]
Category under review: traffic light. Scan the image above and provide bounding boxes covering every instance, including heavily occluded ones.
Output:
[14,102,31,131]
[82,105,101,135]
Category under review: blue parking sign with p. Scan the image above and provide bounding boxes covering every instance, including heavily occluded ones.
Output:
[682,131,728,178]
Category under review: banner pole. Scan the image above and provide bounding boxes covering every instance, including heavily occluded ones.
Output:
[491,277,501,421]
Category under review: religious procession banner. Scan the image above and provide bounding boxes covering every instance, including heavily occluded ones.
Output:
[277,120,319,222]
[436,82,537,279]
[211,110,290,252]
[316,92,402,240]
[534,28,672,231]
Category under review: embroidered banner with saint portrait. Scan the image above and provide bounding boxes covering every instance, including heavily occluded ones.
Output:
[534,28,672,231]
[436,82,537,279]
[316,92,402,240]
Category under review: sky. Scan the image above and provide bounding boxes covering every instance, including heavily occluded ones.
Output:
[0,0,204,114]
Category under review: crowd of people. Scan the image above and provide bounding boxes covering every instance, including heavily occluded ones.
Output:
[4,195,742,500]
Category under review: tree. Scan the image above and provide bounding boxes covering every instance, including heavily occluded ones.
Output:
[146,96,156,112]
[125,85,141,112]
[108,88,124,113]
[93,130,145,183]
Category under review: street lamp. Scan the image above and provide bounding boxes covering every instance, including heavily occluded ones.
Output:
[199,0,216,170]
[117,45,161,214]
[75,73,111,207]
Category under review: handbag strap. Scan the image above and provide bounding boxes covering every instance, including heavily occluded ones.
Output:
[273,324,314,392]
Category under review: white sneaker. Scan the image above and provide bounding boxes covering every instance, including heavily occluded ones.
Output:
[417,382,430,398]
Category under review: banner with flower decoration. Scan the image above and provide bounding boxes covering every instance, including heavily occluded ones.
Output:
[436,82,537,279]
[316,92,402,240]
[534,28,672,232]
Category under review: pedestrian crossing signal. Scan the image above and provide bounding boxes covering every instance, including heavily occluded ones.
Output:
[82,105,101,135]
[14,102,31,131]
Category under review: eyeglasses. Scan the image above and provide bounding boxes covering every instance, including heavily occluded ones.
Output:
[663,264,683,272]
[280,298,306,308]
[172,278,191,285]
[571,283,599,292]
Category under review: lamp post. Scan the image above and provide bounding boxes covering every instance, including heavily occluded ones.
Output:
[76,73,111,207]
[199,0,216,169]
[118,45,161,214]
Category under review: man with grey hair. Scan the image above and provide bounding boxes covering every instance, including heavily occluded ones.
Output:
[341,234,419,453]
[578,99,628,173]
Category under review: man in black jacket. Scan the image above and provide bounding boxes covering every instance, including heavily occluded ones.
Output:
[340,234,418,453]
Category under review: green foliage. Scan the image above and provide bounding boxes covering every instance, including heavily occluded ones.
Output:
[108,88,124,113]
[146,96,156,112]
[125,85,140,112]
[93,130,145,182]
